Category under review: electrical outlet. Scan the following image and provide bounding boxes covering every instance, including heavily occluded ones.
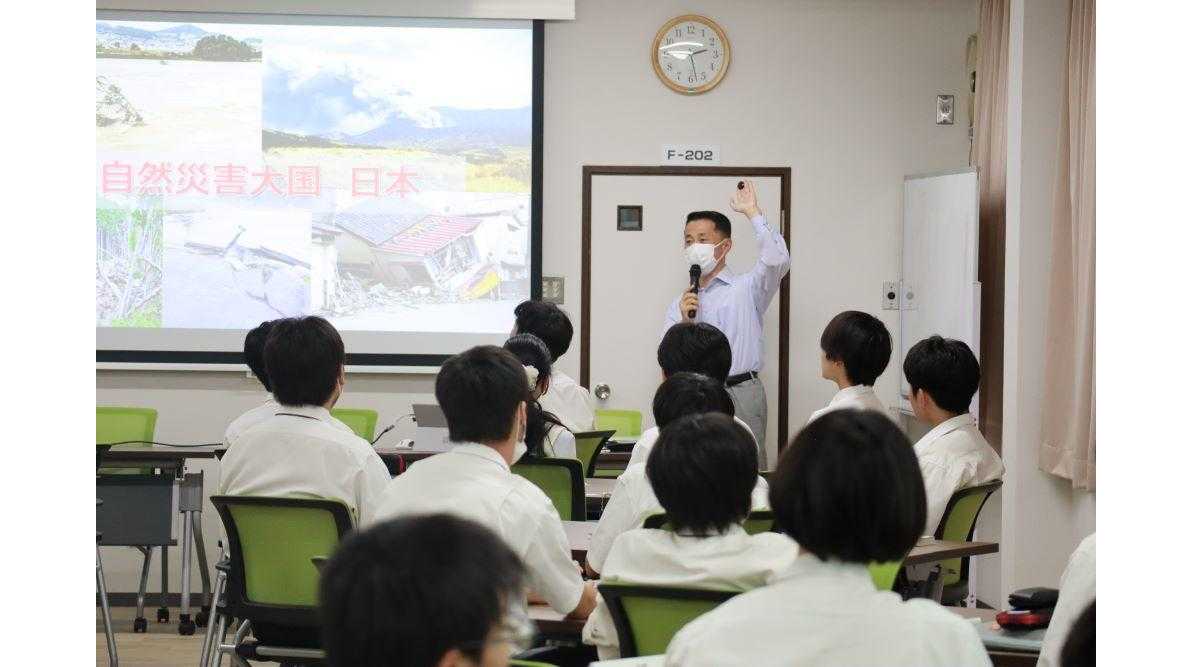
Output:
[882,282,900,310]
[541,276,564,304]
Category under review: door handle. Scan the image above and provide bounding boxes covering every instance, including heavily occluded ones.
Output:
[593,383,611,401]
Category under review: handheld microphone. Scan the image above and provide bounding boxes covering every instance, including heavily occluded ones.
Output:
[688,264,701,319]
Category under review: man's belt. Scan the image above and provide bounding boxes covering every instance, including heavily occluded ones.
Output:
[726,371,759,387]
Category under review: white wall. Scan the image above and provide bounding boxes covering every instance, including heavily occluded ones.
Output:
[97,0,977,591]
[998,0,1095,602]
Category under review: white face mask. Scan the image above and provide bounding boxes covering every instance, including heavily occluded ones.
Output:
[684,240,724,273]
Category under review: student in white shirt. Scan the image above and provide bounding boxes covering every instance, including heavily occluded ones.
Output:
[1038,533,1096,667]
[218,317,392,649]
[629,322,758,468]
[807,310,891,423]
[667,410,991,667]
[321,514,534,667]
[218,317,391,524]
[904,335,1005,536]
[512,300,595,432]
[370,345,597,620]
[224,318,353,446]
[504,333,576,459]
[583,413,796,660]
[587,373,769,575]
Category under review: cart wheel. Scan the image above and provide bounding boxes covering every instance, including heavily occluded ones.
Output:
[178,614,196,636]
[195,605,210,627]
[156,607,170,623]
[133,617,148,633]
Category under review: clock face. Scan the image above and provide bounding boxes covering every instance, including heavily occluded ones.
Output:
[652,15,730,95]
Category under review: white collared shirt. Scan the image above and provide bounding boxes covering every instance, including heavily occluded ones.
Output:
[587,463,770,574]
[666,555,992,667]
[224,398,354,447]
[583,525,797,660]
[544,423,577,459]
[663,214,791,375]
[626,416,758,468]
[914,414,1005,536]
[1038,533,1096,667]
[807,384,887,424]
[539,370,596,432]
[369,443,585,614]
[217,404,391,525]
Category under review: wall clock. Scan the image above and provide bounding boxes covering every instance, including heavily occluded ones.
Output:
[652,14,731,95]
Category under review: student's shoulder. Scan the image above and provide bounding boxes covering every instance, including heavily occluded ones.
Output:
[506,472,560,516]
[745,530,798,554]
[898,596,986,637]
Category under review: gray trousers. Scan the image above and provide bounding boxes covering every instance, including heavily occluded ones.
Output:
[727,376,767,469]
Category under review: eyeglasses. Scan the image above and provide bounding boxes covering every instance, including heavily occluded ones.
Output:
[458,599,536,656]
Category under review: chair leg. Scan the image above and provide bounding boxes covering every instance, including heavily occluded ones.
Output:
[158,545,170,623]
[191,512,212,626]
[97,546,118,666]
[206,613,229,667]
[133,547,152,633]
[179,512,195,635]
[198,569,225,667]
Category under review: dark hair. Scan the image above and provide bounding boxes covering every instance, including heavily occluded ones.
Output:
[770,410,925,563]
[504,334,567,458]
[1061,600,1095,667]
[819,311,892,386]
[264,316,344,407]
[513,300,574,361]
[647,413,757,535]
[652,372,736,429]
[657,322,733,383]
[685,210,732,238]
[243,320,276,391]
[436,346,530,444]
[320,514,525,667]
[903,335,981,414]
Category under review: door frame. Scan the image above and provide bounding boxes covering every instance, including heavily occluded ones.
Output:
[580,165,793,455]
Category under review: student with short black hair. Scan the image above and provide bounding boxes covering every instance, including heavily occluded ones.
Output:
[587,373,769,575]
[808,310,892,423]
[503,333,576,459]
[512,300,595,432]
[321,514,531,667]
[218,316,390,524]
[667,410,991,666]
[904,335,1004,535]
[223,320,277,445]
[370,346,597,620]
[583,413,794,659]
[628,323,757,468]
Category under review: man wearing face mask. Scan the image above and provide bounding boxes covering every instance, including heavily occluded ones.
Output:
[663,180,790,468]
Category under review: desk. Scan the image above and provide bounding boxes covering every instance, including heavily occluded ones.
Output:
[561,523,997,571]
[950,607,1043,667]
[375,448,630,478]
[529,603,586,636]
[904,538,998,566]
[98,446,216,635]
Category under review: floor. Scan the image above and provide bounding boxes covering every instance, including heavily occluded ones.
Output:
[96,606,268,667]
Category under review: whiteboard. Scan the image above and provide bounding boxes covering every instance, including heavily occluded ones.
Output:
[899,169,981,413]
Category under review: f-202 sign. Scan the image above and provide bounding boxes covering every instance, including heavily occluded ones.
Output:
[661,145,721,165]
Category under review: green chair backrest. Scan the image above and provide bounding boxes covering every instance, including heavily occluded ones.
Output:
[599,584,737,657]
[210,496,352,609]
[330,408,379,441]
[572,430,616,478]
[868,561,903,591]
[594,409,643,439]
[512,458,585,520]
[97,406,157,475]
[935,480,1002,587]
[643,511,775,536]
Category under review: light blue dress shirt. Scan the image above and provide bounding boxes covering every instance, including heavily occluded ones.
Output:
[664,214,791,375]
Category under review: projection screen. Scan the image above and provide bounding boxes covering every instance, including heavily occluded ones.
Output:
[96,11,541,366]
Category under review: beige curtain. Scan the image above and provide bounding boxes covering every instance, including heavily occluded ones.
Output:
[1040,0,1096,489]
[971,0,1010,450]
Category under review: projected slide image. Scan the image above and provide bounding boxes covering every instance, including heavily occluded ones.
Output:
[96,18,533,337]
[97,195,164,327]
